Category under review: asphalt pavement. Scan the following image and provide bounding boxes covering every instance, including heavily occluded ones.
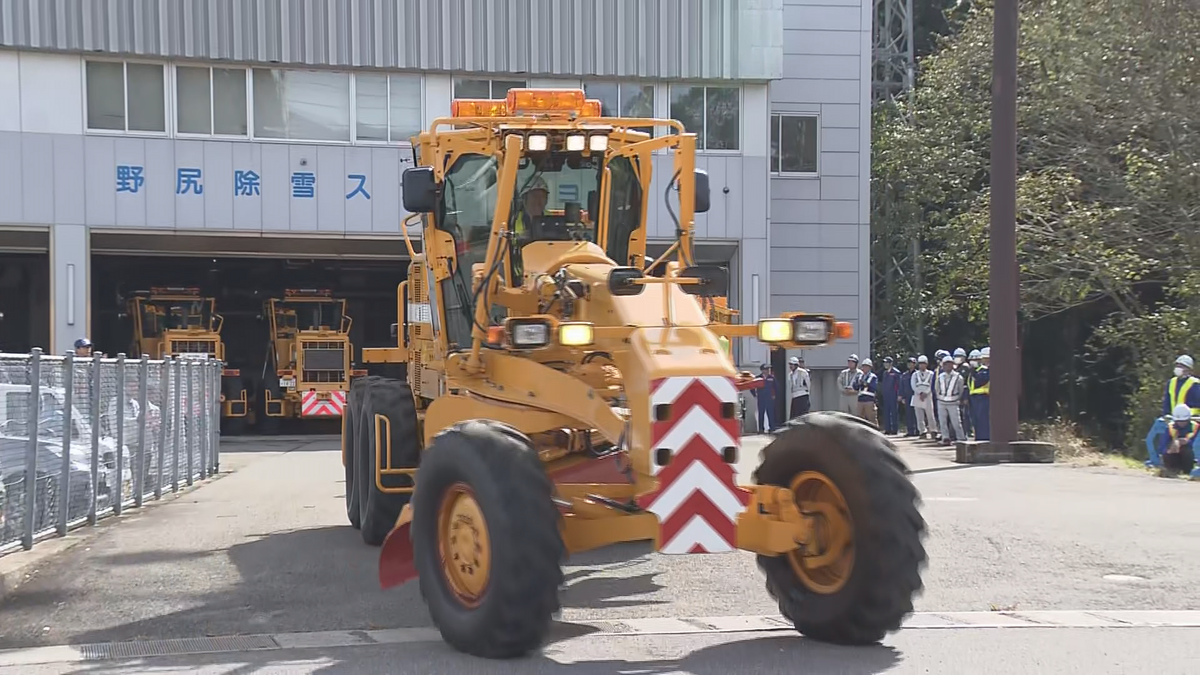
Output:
[0,430,1196,674]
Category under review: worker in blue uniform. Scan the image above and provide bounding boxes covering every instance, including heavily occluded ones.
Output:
[969,347,991,441]
[1146,355,1200,467]
[1156,404,1200,479]
[901,356,918,436]
[751,363,777,433]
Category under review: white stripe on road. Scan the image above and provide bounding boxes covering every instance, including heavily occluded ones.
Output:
[2,610,1199,666]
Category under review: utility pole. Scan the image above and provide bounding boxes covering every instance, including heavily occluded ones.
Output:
[989,0,1019,447]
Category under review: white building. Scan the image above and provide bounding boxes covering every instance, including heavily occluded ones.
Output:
[0,0,870,410]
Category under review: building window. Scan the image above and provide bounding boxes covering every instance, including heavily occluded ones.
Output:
[253,68,351,141]
[85,61,166,133]
[770,114,819,175]
[176,66,248,136]
[453,78,527,99]
[355,73,423,144]
[669,85,740,150]
[583,82,655,134]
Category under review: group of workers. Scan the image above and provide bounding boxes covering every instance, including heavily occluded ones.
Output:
[747,347,991,444]
[1145,355,1200,479]
[835,347,992,443]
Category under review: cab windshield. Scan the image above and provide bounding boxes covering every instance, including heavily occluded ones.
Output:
[273,301,344,334]
[436,149,645,349]
[140,300,214,337]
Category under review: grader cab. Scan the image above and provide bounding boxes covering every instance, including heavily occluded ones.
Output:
[342,89,927,659]
[258,289,363,433]
[126,287,247,429]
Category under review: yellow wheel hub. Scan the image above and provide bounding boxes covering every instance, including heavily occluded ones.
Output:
[437,483,491,606]
[788,471,855,594]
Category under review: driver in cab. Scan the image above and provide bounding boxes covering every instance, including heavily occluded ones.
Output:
[513,175,550,243]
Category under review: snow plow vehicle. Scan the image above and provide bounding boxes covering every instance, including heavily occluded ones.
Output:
[258,289,363,434]
[126,287,246,432]
[341,88,927,659]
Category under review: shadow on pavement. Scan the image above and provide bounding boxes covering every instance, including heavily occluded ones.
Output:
[55,525,669,649]
[57,634,902,675]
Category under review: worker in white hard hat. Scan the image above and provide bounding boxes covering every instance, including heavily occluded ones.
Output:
[1154,404,1200,479]
[837,354,860,415]
[956,348,975,438]
[910,355,936,438]
[969,347,991,441]
[935,354,966,445]
[1146,354,1200,467]
[853,358,879,425]
[787,355,811,419]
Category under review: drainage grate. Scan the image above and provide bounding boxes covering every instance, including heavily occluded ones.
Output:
[78,635,279,661]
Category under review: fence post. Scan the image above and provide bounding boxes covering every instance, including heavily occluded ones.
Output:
[88,352,101,525]
[113,353,126,516]
[22,348,43,550]
[198,360,209,480]
[212,362,221,474]
[57,352,75,536]
[134,357,148,507]
[185,361,195,487]
[155,359,169,500]
[172,357,182,492]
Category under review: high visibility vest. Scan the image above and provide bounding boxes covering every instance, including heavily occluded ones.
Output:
[514,211,528,237]
[969,366,990,395]
[1168,420,1200,445]
[1168,376,1200,416]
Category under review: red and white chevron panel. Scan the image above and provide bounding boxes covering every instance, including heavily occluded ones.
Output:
[301,390,346,417]
[639,376,751,554]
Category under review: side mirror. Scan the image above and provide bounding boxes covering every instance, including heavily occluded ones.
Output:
[694,169,711,214]
[607,267,645,296]
[679,265,728,297]
[402,167,438,214]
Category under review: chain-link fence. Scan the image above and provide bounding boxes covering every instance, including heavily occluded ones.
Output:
[0,349,221,556]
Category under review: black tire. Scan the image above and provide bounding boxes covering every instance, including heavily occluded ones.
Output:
[754,411,927,645]
[343,379,362,529]
[354,376,419,546]
[412,420,564,659]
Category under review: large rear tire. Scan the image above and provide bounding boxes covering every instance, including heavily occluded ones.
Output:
[343,379,362,529]
[754,412,926,645]
[412,420,564,659]
[354,376,419,546]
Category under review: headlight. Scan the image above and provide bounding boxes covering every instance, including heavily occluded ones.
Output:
[527,134,549,152]
[558,322,595,347]
[506,319,552,349]
[588,135,609,151]
[757,319,792,343]
[566,135,586,152]
[792,318,832,343]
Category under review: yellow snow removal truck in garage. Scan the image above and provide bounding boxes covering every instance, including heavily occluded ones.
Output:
[258,288,363,434]
[341,88,927,660]
[126,287,247,432]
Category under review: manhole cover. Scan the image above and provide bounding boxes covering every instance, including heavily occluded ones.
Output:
[1103,574,1149,583]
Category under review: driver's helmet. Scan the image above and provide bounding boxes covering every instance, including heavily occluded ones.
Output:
[522,175,550,201]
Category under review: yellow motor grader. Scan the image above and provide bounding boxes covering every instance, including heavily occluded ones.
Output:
[126,287,247,431]
[342,89,927,659]
[258,289,364,434]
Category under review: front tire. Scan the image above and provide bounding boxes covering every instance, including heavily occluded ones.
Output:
[412,420,564,659]
[754,412,927,645]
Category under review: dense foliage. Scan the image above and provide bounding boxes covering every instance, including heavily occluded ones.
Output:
[871,0,1200,450]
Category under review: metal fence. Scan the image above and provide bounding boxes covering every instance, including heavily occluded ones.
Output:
[0,348,222,556]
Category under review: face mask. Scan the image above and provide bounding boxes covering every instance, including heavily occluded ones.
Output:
[969,360,979,368]
[1175,367,1185,378]
[954,357,964,365]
